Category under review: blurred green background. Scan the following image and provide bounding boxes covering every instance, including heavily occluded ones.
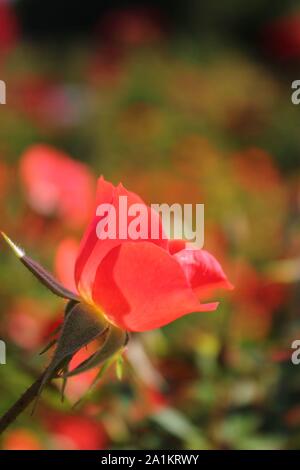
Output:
[0,0,300,450]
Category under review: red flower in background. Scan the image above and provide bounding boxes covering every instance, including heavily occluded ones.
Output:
[13,77,88,129]
[75,177,233,332]
[0,161,9,200]
[233,261,287,313]
[54,237,79,293]
[88,46,125,88]
[231,147,282,192]
[129,384,168,422]
[2,415,107,450]
[5,298,55,351]
[263,12,300,60]
[98,7,165,46]
[0,0,19,55]
[3,429,42,450]
[46,414,107,450]
[19,145,96,229]
[230,261,287,340]
[62,346,100,402]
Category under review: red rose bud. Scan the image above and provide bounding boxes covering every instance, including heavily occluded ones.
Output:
[75,176,233,332]
[0,176,232,404]
[263,13,300,60]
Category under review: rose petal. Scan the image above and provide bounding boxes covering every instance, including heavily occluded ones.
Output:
[174,248,234,296]
[168,239,186,255]
[75,177,168,301]
[92,242,218,332]
[74,176,115,299]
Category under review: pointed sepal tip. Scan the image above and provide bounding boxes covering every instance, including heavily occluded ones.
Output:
[1,231,25,258]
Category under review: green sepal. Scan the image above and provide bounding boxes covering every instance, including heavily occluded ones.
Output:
[62,325,127,378]
[37,302,108,397]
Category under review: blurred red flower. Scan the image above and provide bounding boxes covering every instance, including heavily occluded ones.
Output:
[0,160,9,200]
[232,261,287,313]
[75,177,233,331]
[284,406,300,427]
[231,147,282,192]
[5,298,55,351]
[230,261,288,340]
[19,145,96,229]
[130,384,168,422]
[263,13,300,60]
[0,0,19,55]
[46,414,107,450]
[13,77,87,128]
[98,7,165,46]
[63,344,100,402]
[54,237,79,293]
[3,429,42,450]
[88,46,125,87]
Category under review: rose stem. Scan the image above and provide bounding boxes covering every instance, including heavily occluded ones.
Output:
[0,372,46,435]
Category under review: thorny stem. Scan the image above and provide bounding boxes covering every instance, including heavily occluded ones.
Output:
[0,332,130,435]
